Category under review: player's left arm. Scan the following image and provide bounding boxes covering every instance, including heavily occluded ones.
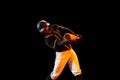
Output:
[62,27,83,41]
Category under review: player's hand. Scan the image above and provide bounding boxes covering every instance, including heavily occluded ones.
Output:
[76,34,83,41]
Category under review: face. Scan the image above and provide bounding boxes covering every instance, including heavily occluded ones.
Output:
[43,26,52,35]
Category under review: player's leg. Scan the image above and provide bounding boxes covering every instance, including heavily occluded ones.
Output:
[46,50,71,80]
[75,74,84,80]
[45,75,52,80]
[68,49,84,80]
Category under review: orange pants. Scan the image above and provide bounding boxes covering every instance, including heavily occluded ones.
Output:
[50,48,82,80]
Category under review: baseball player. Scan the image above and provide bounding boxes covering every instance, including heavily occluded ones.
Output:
[36,20,84,80]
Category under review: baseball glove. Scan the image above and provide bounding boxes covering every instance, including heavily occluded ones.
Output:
[63,33,81,41]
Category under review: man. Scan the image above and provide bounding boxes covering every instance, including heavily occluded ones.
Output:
[36,20,84,80]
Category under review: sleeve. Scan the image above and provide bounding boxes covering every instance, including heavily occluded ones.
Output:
[52,24,78,36]
[60,26,78,36]
[45,36,70,49]
[45,37,57,49]
[56,40,71,46]
[60,27,83,44]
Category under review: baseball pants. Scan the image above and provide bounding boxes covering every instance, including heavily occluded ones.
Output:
[50,48,82,80]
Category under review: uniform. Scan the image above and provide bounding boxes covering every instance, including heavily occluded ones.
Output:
[37,20,84,80]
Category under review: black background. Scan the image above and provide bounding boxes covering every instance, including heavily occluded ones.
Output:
[30,15,98,80]
[2,1,111,80]
[21,15,98,80]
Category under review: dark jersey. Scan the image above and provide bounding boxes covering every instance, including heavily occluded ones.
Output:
[44,24,78,52]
